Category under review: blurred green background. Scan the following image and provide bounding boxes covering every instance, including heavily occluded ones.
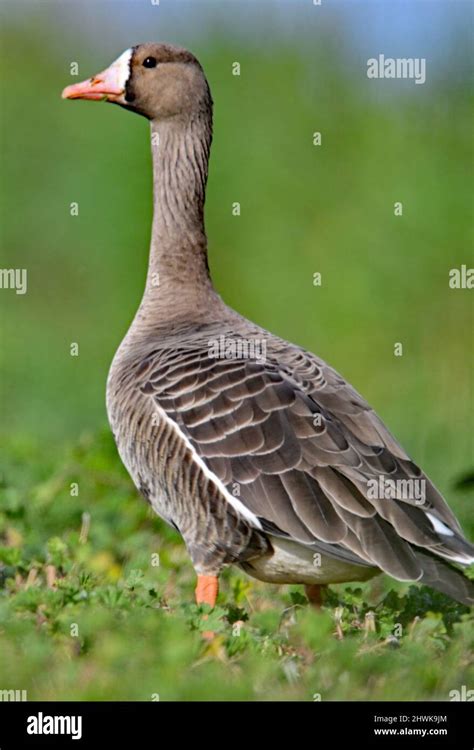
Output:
[0,0,473,701]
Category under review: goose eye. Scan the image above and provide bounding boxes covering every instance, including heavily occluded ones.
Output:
[143,57,157,69]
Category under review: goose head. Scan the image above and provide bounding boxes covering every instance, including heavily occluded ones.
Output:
[62,43,212,121]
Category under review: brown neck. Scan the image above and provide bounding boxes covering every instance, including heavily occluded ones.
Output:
[139,112,216,320]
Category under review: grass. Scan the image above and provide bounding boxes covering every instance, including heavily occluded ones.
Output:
[0,429,473,701]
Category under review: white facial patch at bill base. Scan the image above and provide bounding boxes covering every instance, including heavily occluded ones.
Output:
[107,48,133,90]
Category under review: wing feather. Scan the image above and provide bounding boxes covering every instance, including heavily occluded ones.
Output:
[133,329,473,594]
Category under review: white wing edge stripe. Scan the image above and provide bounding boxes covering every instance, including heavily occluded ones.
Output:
[156,406,263,530]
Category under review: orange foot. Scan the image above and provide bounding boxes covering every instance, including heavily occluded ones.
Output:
[195,574,219,639]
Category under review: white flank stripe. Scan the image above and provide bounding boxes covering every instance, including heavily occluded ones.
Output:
[155,406,263,530]
[426,512,454,537]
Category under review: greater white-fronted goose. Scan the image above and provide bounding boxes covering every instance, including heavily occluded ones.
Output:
[62,44,474,613]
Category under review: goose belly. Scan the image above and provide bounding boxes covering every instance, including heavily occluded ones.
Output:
[240,536,378,585]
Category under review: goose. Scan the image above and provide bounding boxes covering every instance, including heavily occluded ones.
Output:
[62,43,474,615]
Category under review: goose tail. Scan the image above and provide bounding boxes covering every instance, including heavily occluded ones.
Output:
[416,551,474,606]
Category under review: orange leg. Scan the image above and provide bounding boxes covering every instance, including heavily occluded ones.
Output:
[195,574,219,607]
[305,583,324,608]
[195,575,219,639]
